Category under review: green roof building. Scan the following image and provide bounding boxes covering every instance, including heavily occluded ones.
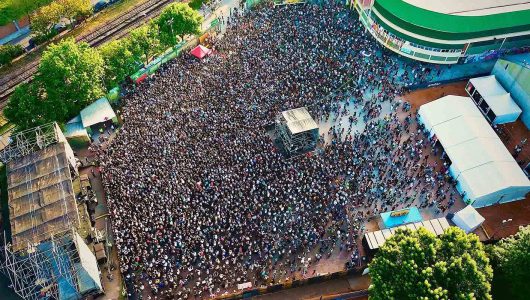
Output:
[352,0,530,64]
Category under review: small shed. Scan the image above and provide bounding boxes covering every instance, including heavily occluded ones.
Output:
[466,75,522,124]
[451,205,485,233]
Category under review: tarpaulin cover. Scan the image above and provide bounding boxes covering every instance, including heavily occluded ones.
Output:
[190,45,212,59]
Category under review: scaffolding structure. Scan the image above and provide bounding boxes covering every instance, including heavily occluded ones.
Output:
[0,123,63,165]
[0,123,101,299]
[275,107,319,156]
[0,230,102,300]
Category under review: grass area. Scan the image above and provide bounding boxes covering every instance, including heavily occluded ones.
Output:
[0,0,149,77]
[0,0,53,26]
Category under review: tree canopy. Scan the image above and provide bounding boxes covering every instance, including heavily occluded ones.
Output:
[489,225,530,300]
[98,39,141,89]
[38,38,105,120]
[369,227,493,300]
[4,82,49,131]
[128,23,162,65]
[31,0,92,38]
[156,3,203,48]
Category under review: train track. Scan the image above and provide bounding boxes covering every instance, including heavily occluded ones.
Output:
[0,0,176,107]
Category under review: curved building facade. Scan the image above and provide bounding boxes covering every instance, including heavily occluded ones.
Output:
[352,0,530,64]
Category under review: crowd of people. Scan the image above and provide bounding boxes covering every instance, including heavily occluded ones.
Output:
[99,2,457,299]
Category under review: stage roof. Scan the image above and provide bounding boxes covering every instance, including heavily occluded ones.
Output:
[80,97,116,128]
[281,107,319,134]
[7,142,79,252]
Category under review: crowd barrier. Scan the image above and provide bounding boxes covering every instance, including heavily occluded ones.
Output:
[213,267,363,300]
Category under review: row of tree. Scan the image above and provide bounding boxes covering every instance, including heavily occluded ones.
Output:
[5,3,202,131]
[368,225,530,300]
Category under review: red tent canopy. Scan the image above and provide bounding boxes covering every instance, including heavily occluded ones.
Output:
[190,45,212,59]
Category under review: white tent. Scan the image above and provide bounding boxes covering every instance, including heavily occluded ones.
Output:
[467,75,522,124]
[451,205,485,233]
[418,96,530,208]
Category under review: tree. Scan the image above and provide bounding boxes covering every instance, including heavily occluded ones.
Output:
[4,82,60,131]
[489,225,530,300]
[99,39,140,89]
[0,44,24,67]
[369,227,493,300]
[128,23,161,65]
[156,3,203,48]
[59,0,92,24]
[30,1,63,37]
[38,38,105,120]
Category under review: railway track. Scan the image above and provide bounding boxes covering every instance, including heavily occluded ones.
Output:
[0,0,175,107]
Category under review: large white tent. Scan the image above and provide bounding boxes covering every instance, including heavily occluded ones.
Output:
[451,205,485,233]
[418,96,530,208]
[467,75,522,124]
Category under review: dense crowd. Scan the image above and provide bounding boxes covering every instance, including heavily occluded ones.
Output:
[100,2,456,299]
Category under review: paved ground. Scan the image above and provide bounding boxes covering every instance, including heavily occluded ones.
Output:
[255,275,370,300]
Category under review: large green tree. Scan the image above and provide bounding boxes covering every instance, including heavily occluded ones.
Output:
[30,1,63,37]
[128,23,162,65]
[38,38,105,120]
[59,0,92,23]
[489,225,530,300]
[369,227,493,300]
[156,3,202,48]
[99,39,140,89]
[4,82,60,131]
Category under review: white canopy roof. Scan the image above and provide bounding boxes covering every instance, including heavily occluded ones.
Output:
[418,96,482,132]
[281,107,318,134]
[451,205,485,233]
[364,217,451,250]
[418,96,530,205]
[469,75,522,119]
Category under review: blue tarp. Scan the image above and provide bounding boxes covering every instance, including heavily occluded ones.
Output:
[381,207,423,228]
[37,240,81,300]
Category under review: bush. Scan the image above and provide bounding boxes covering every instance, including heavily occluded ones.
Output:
[188,0,206,10]
[0,44,24,67]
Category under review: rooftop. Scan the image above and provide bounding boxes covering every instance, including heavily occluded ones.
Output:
[403,0,530,16]
[373,0,530,40]
[281,107,319,135]
[7,142,79,252]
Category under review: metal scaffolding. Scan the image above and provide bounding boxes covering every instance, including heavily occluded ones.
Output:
[1,230,82,300]
[0,123,63,165]
[0,123,101,299]
[275,107,319,156]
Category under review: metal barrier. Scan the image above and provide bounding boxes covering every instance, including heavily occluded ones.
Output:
[212,267,364,300]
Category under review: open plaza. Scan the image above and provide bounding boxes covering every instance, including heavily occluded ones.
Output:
[0,0,529,300]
